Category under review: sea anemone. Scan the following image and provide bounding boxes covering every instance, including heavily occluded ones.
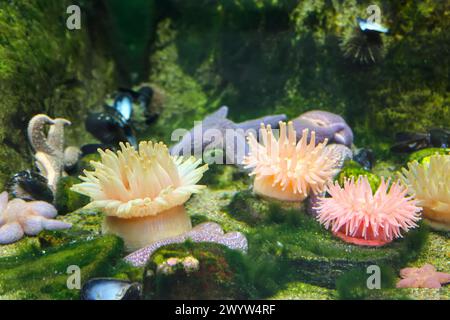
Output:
[243,121,337,202]
[315,176,421,247]
[71,141,208,251]
[399,154,450,231]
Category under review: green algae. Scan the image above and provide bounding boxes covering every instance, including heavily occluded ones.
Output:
[194,189,428,290]
[186,189,250,233]
[248,216,428,289]
[270,282,336,300]
[144,242,249,299]
[336,160,381,190]
[54,176,90,215]
[0,0,116,190]
[407,148,450,164]
[61,209,104,235]
[0,235,124,299]
[335,231,449,300]
[201,160,251,190]
[227,189,304,226]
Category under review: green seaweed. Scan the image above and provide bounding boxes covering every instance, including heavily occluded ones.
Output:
[337,160,382,190]
[0,235,124,299]
[407,148,450,164]
[143,242,248,299]
[0,0,116,190]
[55,176,90,215]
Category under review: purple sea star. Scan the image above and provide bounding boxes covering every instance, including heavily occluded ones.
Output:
[169,106,286,165]
[0,191,71,245]
[124,222,248,267]
[396,264,450,289]
[292,110,354,146]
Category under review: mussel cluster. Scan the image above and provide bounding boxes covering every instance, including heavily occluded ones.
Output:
[6,170,54,203]
[391,128,449,153]
[84,85,159,154]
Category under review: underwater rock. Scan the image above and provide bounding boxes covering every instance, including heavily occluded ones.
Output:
[81,278,142,300]
[27,114,79,192]
[227,189,304,225]
[71,141,208,252]
[396,264,450,289]
[315,176,421,247]
[340,17,388,64]
[324,143,353,171]
[353,148,375,170]
[0,235,124,299]
[292,110,354,147]
[336,160,381,191]
[60,209,103,235]
[143,242,249,299]
[0,191,71,245]
[169,106,287,165]
[6,170,54,203]
[124,222,248,267]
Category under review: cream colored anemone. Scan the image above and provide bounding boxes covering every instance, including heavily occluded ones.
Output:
[71,141,208,251]
[243,121,337,202]
[399,154,450,231]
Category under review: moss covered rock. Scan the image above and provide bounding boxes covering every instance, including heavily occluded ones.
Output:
[0,235,124,299]
[0,0,116,190]
[407,148,450,164]
[143,242,249,299]
[61,209,104,235]
[55,176,90,215]
[186,189,250,233]
[337,160,381,190]
[248,214,428,289]
[227,190,304,226]
[270,281,336,300]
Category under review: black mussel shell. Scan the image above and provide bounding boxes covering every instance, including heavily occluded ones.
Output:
[353,148,375,170]
[80,143,112,156]
[391,132,431,153]
[6,170,54,202]
[429,128,450,148]
[85,111,136,148]
[137,86,153,108]
[81,278,142,300]
[113,92,134,121]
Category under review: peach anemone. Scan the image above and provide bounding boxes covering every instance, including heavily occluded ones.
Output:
[243,121,337,202]
[315,176,421,246]
[71,141,208,251]
[399,154,450,231]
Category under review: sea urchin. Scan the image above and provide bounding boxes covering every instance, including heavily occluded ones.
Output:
[315,176,421,247]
